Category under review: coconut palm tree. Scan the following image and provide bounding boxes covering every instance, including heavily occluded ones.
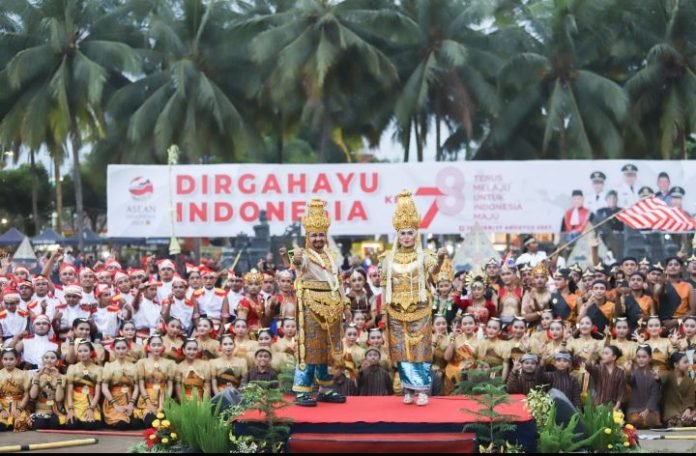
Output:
[391,0,501,162]
[107,0,257,165]
[0,0,141,246]
[245,0,418,162]
[482,0,629,160]
[624,0,696,159]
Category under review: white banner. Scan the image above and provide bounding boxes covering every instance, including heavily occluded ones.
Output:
[107,161,696,237]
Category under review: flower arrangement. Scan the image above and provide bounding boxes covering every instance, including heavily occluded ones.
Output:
[524,388,554,428]
[143,412,178,450]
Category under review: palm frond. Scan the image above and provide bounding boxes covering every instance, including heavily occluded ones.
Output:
[438,39,468,68]
[394,52,437,127]
[80,40,141,74]
[6,44,56,88]
[72,51,108,106]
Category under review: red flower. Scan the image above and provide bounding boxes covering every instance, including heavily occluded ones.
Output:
[144,428,160,449]
[623,425,638,447]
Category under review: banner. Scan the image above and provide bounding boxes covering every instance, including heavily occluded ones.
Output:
[107,161,696,237]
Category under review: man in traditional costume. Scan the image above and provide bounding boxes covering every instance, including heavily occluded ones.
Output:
[380,190,447,406]
[291,198,349,407]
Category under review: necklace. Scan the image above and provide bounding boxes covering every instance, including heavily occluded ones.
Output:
[306,248,339,294]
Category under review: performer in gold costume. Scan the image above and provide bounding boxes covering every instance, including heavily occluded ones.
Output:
[291,198,349,407]
[380,190,447,406]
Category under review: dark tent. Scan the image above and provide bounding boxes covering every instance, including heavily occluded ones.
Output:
[64,228,104,246]
[31,228,65,245]
[0,227,26,246]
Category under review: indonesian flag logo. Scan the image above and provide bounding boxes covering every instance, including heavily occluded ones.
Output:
[129,176,154,200]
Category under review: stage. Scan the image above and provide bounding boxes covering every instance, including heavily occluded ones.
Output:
[237,395,536,452]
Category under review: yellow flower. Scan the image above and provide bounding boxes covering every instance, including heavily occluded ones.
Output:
[170,433,178,440]
[156,412,165,419]
[613,410,625,425]
[624,442,630,447]
[161,438,169,445]
[152,419,161,428]
[604,428,612,435]
[161,420,171,428]
[608,444,613,449]
[625,424,634,430]
[149,434,157,441]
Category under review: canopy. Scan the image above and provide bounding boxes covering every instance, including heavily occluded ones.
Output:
[31,228,65,245]
[64,228,104,246]
[0,227,26,246]
[12,236,37,265]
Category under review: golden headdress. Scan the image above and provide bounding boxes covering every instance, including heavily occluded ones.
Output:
[244,270,264,285]
[531,261,549,278]
[436,257,454,283]
[301,198,331,233]
[392,190,421,232]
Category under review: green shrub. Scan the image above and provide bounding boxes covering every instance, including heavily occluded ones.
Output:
[165,397,232,453]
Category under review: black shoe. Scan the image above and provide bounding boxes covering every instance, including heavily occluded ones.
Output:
[294,394,317,407]
[316,390,346,403]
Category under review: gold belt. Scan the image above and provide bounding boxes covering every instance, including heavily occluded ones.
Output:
[300,280,332,291]
[386,304,431,322]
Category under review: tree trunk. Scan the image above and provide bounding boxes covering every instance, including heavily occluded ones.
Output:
[53,150,63,234]
[30,150,40,235]
[415,118,424,162]
[319,111,330,164]
[435,111,442,161]
[402,122,411,162]
[276,113,284,164]
[559,126,567,160]
[70,129,85,252]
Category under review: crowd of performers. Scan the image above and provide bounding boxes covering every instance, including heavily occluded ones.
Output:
[1,191,696,432]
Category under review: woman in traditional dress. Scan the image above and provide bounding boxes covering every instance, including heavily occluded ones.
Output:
[477,318,510,381]
[65,339,103,430]
[608,318,638,367]
[636,315,674,377]
[195,317,220,361]
[567,315,604,396]
[30,350,66,429]
[229,319,257,370]
[0,347,32,431]
[161,317,185,363]
[538,319,569,369]
[272,318,297,370]
[101,337,140,429]
[662,352,696,427]
[443,314,480,394]
[211,334,248,394]
[176,339,211,401]
[135,335,175,427]
[116,320,145,364]
[380,190,447,406]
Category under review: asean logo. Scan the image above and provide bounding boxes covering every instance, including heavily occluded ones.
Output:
[128,176,154,201]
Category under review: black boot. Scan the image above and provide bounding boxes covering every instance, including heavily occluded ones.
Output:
[316,390,346,403]
[294,393,317,407]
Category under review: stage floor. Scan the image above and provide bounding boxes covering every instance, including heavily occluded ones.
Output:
[239,394,532,426]
[238,395,535,451]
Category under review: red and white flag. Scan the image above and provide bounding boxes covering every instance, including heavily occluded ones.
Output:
[616,197,695,232]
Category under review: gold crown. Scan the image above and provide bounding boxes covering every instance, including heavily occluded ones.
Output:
[531,262,549,278]
[392,190,421,231]
[236,306,249,320]
[301,198,331,233]
[436,257,454,282]
[244,270,264,285]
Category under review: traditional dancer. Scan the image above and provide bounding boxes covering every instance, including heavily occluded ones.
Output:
[380,190,447,406]
[291,198,349,407]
